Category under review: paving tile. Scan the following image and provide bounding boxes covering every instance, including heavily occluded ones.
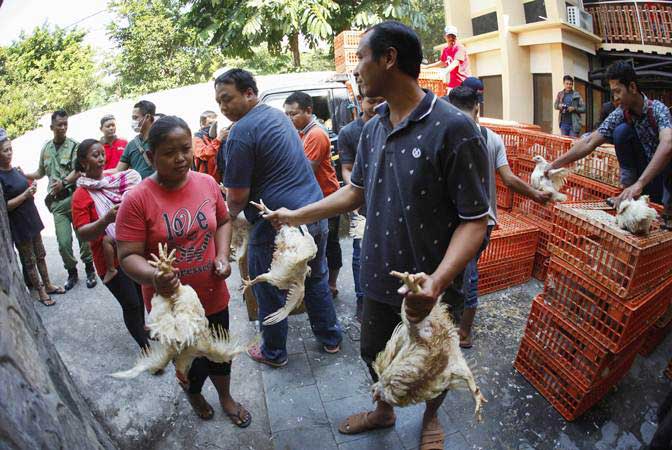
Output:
[266,384,329,433]
[406,430,468,450]
[323,394,399,444]
[261,352,315,392]
[337,431,404,450]
[305,333,362,370]
[273,425,338,450]
[394,403,460,450]
[312,356,371,402]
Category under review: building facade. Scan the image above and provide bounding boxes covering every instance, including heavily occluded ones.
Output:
[442,0,672,134]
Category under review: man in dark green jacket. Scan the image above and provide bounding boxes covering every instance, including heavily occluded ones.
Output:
[554,75,586,137]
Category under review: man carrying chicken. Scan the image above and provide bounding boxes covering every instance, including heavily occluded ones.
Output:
[265,21,490,449]
[549,60,672,226]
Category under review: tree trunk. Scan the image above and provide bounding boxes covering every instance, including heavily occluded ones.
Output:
[289,32,301,68]
[0,189,115,449]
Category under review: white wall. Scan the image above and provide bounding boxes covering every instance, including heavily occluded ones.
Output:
[470,0,497,15]
[530,44,552,73]
[475,50,504,77]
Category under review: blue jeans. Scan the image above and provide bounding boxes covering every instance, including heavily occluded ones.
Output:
[352,238,363,317]
[463,225,494,309]
[560,122,578,138]
[248,220,342,362]
[613,122,671,209]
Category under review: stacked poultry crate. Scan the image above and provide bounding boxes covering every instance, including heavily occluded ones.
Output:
[510,131,622,281]
[476,211,539,295]
[334,31,361,73]
[515,201,672,421]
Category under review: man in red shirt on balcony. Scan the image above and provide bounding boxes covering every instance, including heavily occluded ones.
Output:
[423,25,470,90]
[284,91,342,297]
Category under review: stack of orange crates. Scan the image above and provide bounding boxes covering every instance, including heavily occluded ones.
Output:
[509,130,622,281]
[418,68,448,97]
[483,125,520,211]
[640,302,672,356]
[515,201,672,421]
[476,211,539,295]
[334,31,361,73]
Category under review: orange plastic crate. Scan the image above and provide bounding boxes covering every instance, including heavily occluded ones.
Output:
[573,144,620,187]
[334,30,362,49]
[532,252,550,281]
[513,213,552,253]
[483,125,519,159]
[517,129,574,162]
[514,334,637,421]
[418,78,447,97]
[549,201,672,299]
[495,172,513,210]
[478,255,534,295]
[479,211,539,266]
[543,256,672,352]
[524,297,642,388]
[335,49,358,73]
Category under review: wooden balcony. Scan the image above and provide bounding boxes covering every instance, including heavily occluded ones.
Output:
[584,1,672,50]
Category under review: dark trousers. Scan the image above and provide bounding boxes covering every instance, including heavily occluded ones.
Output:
[327,215,342,271]
[462,225,495,309]
[613,122,671,210]
[352,238,363,317]
[650,388,672,450]
[360,282,464,382]
[186,308,231,394]
[104,268,149,350]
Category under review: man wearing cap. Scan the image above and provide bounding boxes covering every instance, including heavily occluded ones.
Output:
[423,25,470,90]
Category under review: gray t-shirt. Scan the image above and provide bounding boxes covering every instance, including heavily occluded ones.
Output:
[481,127,509,226]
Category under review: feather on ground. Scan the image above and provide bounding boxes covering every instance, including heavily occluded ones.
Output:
[242,199,318,325]
[371,271,486,421]
[111,243,244,379]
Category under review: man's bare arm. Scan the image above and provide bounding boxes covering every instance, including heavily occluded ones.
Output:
[264,184,364,227]
[226,187,250,218]
[550,131,607,170]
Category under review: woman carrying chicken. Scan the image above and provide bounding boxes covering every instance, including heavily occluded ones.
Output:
[114,116,250,426]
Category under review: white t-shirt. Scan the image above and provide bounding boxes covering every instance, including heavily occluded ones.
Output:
[481,127,509,226]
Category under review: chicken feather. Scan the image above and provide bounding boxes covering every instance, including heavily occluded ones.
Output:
[371,271,486,421]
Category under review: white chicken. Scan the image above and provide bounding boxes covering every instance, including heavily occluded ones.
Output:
[111,243,244,379]
[242,200,318,326]
[371,271,486,421]
[616,195,658,235]
[349,211,366,240]
[530,155,570,202]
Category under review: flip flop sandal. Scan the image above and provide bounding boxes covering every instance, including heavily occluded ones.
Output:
[224,402,252,428]
[420,424,445,450]
[46,286,66,295]
[246,344,288,368]
[338,411,395,435]
[38,296,56,307]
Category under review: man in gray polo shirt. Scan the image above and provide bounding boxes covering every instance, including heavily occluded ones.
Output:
[265,21,489,448]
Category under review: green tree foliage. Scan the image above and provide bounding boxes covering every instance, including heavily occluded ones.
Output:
[184,0,443,67]
[0,26,100,138]
[106,0,228,98]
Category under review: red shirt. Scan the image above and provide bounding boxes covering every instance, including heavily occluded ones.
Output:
[103,138,128,170]
[440,43,470,88]
[300,124,339,197]
[71,187,118,277]
[115,171,230,315]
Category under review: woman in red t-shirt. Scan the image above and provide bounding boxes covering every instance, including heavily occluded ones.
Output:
[115,116,250,427]
[71,139,148,350]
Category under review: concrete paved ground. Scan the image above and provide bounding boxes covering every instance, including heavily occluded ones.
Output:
[32,235,671,450]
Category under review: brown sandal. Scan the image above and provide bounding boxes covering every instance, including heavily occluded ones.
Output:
[420,421,445,450]
[338,411,395,435]
[224,402,251,428]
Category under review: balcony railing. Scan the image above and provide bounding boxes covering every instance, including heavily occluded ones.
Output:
[584,1,672,48]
